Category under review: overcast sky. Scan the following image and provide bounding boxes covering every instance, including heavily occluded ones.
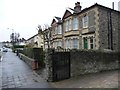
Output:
[0,0,119,42]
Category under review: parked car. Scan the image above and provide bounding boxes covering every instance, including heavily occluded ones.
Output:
[3,48,8,52]
[0,48,2,59]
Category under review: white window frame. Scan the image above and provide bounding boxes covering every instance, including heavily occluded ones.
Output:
[69,19,72,30]
[73,38,78,49]
[66,39,70,49]
[58,25,62,34]
[58,41,62,47]
[55,26,57,34]
[65,21,69,32]
[83,15,88,28]
[54,41,57,48]
[73,17,78,30]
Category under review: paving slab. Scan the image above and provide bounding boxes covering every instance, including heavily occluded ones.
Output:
[51,70,119,88]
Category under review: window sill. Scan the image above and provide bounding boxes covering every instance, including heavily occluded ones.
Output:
[83,27,88,29]
[65,30,79,33]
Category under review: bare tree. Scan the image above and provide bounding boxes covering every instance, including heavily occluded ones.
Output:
[37,25,42,34]
[10,32,20,45]
[37,24,51,49]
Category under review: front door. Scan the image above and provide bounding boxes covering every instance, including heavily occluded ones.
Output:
[84,37,88,49]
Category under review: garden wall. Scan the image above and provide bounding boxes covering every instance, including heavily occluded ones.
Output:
[19,53,34,68]
[18,48,44,70]
[45,49,119,81]
[70,50,119,77]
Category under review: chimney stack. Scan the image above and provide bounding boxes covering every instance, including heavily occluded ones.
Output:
[74,2,82,13]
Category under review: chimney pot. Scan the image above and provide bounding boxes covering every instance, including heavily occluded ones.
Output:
[74,2,81,13]
[77,2,80,5]
[112,2,114,9]
[75,3,77,6]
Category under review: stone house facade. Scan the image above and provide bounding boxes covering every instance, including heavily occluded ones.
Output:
[48,2,120,52]
[77,3,120,51]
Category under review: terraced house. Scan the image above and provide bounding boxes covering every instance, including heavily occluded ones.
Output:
[51,17,63,49]
[49,2,120,51]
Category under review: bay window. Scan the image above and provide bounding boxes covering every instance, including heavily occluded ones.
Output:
[69,19,72,30]
[66,39,70,49]
[58,25,62,34]
[73,17,78,30]
[65,21,69,31]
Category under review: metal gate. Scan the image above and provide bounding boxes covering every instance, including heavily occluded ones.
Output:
[52,51,70,82]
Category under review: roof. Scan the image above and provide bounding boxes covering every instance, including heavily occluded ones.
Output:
[68,7,81,14]
[66,7,74,14]
[27,33,38,41]
[62,9,72,19]
[51,16,62,25]
[78,3,120,15]
[54,16,62,22]
[62,3,120,20]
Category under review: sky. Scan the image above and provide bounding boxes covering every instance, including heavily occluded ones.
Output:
[0,0,119,42]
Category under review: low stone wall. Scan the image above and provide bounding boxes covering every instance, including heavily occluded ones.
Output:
[17,48,44,69]
[70,50,119,77]
[19,53,38,70]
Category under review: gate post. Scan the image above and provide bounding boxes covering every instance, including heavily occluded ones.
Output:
[45,49,55,82]
[32,61,38,70]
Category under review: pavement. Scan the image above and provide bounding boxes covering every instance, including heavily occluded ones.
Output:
[51,70,119,88]
[1,50,53,89]
[0,49,119,89]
